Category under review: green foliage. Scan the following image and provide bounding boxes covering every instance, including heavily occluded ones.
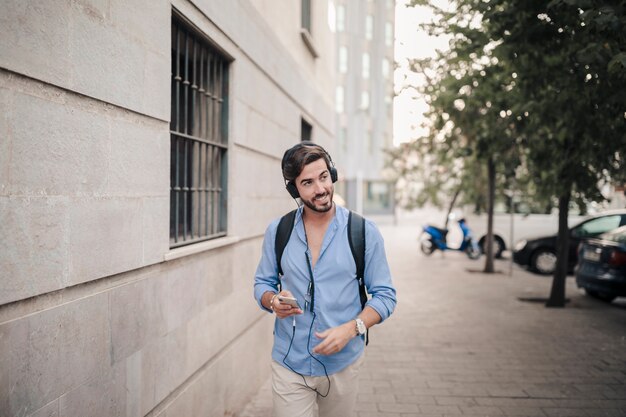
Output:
[391,0,523,213]
[485,0,626,201]
[391,0,626,213]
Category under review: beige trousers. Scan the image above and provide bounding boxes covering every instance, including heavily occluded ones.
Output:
[271,355,364,417]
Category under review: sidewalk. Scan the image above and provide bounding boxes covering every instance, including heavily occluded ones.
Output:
[239,220,626,417]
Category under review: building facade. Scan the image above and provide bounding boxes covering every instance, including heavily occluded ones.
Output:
[0,1,334,416]
[333,0,395,214]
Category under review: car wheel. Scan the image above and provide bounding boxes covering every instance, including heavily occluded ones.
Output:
[585,289,617,303]
[479,235,506,258]
[419,233,435,256]
[531,249,557,275]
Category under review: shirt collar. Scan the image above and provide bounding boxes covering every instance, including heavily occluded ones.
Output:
[293,204,349,246]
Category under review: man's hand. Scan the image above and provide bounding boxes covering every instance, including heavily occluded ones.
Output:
[270,290,303,320]
[312,321,355,355]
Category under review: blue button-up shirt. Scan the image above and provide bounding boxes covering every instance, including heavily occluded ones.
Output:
[254,205,397,376]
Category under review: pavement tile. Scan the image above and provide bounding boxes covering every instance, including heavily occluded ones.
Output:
[434,396,478,406]
[500,406,548,416]
[459,405,505,415]
[395,395,437,405]
[357,394,396,403]
[412,387,452,396]
[418,405,462,414]
[542,408,590,417]
[357,413,401,417]
[549,399,609,408]
[475,397,555,407]
[393,378,433,387]
[602,390,626,399]
[360,385,375,394]
[356,402,380,412]
[574,384,621,395]
[447,387,490,397]
[374,386,417,395]
[486,388,530,398]
[593,400,626,408]
[426,381,458,389]
[521,386,587,399]
[378,403,420,413]
[584,410,626,417]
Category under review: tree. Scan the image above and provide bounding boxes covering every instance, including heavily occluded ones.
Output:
[393,0,523,272]
[484,0,626,306]
[395,0,626,295]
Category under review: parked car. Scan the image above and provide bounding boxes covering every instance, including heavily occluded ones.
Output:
[512,210,626,275]
[575,225,626,302]
[465,211,586,259]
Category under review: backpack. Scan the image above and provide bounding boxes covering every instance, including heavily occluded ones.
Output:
[274,209,369,344]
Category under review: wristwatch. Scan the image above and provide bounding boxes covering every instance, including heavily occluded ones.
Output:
[355,318,366,336]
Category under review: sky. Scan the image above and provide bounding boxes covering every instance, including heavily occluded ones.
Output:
[393,0,451,146]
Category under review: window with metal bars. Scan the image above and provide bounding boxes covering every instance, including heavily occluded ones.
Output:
[170,15,229,248]
[301,118,313,142]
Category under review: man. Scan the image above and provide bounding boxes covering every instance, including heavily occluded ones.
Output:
[254,141,397,417]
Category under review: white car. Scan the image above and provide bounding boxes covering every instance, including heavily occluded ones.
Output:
[464,211,586,258]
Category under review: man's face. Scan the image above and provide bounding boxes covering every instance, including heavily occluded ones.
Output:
[294,158,334,213]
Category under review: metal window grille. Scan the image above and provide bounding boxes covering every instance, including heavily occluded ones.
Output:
[170,15,229,248]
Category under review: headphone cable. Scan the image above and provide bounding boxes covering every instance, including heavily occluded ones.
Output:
[281,312,331,397]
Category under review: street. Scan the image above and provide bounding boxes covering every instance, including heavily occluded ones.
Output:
[239,218,626,417]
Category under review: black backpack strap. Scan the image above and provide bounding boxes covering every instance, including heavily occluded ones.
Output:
[275,210,297,287]
[348,211,369,345]
[348,211,367,308]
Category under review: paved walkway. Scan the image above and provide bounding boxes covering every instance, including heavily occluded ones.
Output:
[239,220,626,417]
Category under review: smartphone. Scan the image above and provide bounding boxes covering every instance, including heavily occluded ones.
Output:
[277,295,302,309]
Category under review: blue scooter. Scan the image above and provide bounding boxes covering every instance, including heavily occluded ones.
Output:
[420,218,481,259]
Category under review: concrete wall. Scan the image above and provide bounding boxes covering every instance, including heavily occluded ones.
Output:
[0,0,335,416]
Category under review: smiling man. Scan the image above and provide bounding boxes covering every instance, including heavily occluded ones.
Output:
[254,141,397,417]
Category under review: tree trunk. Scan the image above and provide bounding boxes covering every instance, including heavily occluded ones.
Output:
[444,186,462,229]
[546,190,571,307]
[483,157,495,273]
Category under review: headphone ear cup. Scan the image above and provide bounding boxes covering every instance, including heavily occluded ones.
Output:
[286,182,300,199]
[330,167,338,183]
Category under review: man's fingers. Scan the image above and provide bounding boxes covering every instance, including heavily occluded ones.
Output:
[313,340,328,354]
[315,329,329,338]
[313,331,336,355]
[313,340,338,355]
[276,306,302,319]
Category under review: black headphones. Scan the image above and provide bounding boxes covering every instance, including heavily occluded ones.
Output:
[281,142,338,199]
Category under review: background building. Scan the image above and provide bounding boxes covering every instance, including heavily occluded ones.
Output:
[333,0,396,214]
[0,1,334,416]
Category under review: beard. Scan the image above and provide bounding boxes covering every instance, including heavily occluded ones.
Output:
[301,189,334,213]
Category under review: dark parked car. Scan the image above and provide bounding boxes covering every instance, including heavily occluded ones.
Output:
[513,210,626,275]
[575,225,626,302]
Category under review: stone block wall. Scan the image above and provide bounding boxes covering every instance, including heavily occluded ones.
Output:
[0,242,274,416]
[0,0,335,416]
[0,70,171,305]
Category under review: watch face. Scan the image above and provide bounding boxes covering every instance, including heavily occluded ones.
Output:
[356,319,366,335]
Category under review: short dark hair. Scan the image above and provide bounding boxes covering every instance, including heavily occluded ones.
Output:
[281,141,333,182]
